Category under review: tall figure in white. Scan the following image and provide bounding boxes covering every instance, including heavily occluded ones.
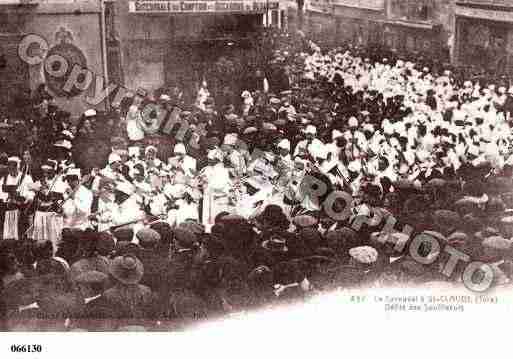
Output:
[201,149,233,227]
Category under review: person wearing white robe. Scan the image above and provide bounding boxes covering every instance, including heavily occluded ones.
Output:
[61,169,93,230]
[167,143,197,178]
[110,181,146,242]
[0,157,34,240]
[293,125,325,159]
[151,183,198,227]
[126,104,145,142]
[94,183,118,232]
[201,150,233,227]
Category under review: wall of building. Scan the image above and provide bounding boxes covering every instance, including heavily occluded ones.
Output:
[296,0,456,62]
[113,0,284,94]
[0,0,105,118]
[453,2,513,76]
[114,1,170,91]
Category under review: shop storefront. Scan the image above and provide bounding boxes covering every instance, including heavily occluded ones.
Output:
[115,0,284,93]
[382,20,443,58]
[454,3,513,77]
[382,0,449,61]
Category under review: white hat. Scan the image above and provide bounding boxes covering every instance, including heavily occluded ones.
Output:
[159,94,171,101]
[207,149,223,161]
[62,130,75,139]
[173,143,186,155]
[349,246,378,264]
[54,140,72,150]
[416,150,430,162]
[108,153,122,164]
[243,127,258,135]
[241,90,251,98]
[348,160,361,173]
[42,159,58,170]
[304,125,317,135]
[264,152,275,162]
[363,123,374,133]
[115,181,134,196]
[164,183,185,199]
[7,156,20,164]
[128,146,140,158]
[145,145,157,155]
[277,139,291,151]
[66,168,81,178]
[332,129,343,140]
[348,117,358,128]
[84,109,97,117]
[159,168,171,177]
[223,133,238,146]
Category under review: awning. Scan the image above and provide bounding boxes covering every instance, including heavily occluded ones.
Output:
[383,19,441,31]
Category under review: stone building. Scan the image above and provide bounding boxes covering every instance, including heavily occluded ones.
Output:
[453,0,513,77]
[298,0,456,64]
[111,0,285,95]
[0,0,107,117]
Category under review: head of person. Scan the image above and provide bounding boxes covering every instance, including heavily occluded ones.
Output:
[22,150,32,166]
[41,160,57,179]
[145,146,157,162]
[277,139,290,157]
[174,143,186,159]
[7,157,20,176]
[133,164,145,182]
[108,153,122,172]
[64,174,79,190]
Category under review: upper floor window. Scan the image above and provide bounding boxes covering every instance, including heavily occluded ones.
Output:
[389,0,434,22]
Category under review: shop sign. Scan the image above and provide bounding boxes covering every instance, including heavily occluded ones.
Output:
[335,0,384,11]
[129,0,280,13]
[306,0,333,13]
[455,5,513,23]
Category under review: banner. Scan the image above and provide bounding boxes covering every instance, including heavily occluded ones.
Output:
[306,0,332,13]
[335,0,384,11]
[129,0,280,13]
[455,5,513,23]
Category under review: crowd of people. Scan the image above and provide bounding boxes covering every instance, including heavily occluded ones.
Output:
[2,28,513,331]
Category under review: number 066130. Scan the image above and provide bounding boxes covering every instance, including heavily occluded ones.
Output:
[10,344,42,353]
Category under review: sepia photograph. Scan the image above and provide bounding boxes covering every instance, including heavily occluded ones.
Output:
[0,0,513,353]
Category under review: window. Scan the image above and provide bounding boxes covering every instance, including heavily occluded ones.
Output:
[389,0,434,22]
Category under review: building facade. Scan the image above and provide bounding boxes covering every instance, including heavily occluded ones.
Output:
[0,0,107,118]
[1,0,285,117]
[298,0,457,64]
[112,0,285,94]
[453,0,513,77]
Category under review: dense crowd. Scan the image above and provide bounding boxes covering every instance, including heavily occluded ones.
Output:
[2,29,513,331]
